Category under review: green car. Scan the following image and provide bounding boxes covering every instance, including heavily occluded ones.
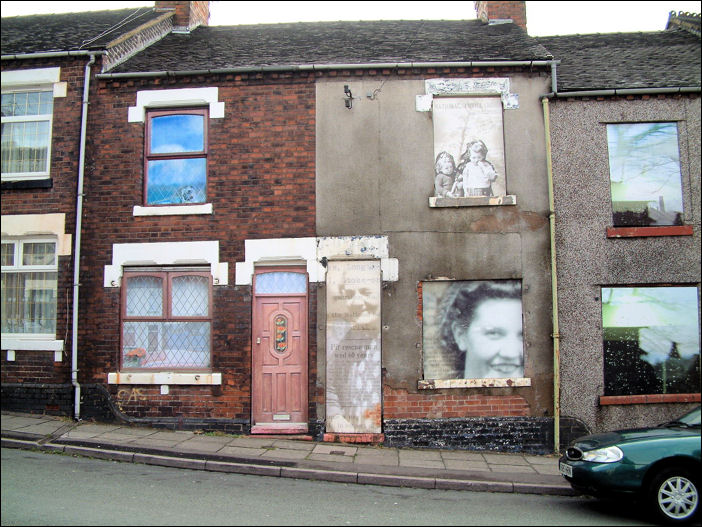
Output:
[559,406,701,524]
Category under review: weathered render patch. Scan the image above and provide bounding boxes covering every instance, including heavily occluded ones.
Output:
[235,236,399,285]
[418,378,532,389]
[469,209,548,233]
[417,77,519,111]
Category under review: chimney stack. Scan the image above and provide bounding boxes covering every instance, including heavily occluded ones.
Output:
[474,1,527,31]
[155,1,209,31]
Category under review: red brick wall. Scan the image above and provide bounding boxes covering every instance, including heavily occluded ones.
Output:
[383,386,530,418]
[155,1,209,28]
[475,1,527,30]
[0,352,68,384]
[1,57,89,385]
[78,72,317,421]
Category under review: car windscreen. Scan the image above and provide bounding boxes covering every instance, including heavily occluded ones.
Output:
[663,406,701,428]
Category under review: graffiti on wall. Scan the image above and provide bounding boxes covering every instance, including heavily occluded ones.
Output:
[115,387,148,412]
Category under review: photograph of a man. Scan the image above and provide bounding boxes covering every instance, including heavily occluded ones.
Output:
[325,260,382,434]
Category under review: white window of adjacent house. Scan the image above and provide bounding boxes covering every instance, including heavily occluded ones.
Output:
[1,238,58,337]
[1,89,54,179]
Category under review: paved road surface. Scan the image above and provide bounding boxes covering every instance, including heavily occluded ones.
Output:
[1,448,655,526]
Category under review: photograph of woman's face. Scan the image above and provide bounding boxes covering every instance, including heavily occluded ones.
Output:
[452,297,524,379]
[422,280,525,380]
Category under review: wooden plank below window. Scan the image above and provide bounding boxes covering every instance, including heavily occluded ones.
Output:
[606,225,693,238]
[599,393,700,405]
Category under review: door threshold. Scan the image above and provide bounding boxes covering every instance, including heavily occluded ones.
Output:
[251,423,308,434]
[249,434,315,441]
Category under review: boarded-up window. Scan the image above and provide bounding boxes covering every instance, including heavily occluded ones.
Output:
[607,122,684,227]
[602,286,700,396]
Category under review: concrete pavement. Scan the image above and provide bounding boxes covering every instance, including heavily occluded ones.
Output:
[1,411,578,496]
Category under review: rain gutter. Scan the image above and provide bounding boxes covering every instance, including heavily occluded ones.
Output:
[95,60,558,79]
[71,53,97,421]
[2,50,106,60]
[543,86,700,98]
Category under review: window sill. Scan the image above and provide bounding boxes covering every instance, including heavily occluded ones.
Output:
[133,203,213,216]
[418,377,531,389]
[2,339,64,362]
[1,337,63,352]
[107,372,221,385]
[429,195,517,208]
[1,178,52,190]
[606,225,693,238]
[600,393,700,405]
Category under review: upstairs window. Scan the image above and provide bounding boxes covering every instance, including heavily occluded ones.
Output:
[606,122,684,227]
[144,108,207,206]
[1,90,54,178]
[1,238,58,336]
[121,269,212,370]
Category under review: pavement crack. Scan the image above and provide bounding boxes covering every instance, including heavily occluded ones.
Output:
[38,421,79,445]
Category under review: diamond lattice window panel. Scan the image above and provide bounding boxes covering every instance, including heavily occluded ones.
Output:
[172,275,208,316]
[122,321,210,368]
[122,270,211,369]
[126,276,163,317]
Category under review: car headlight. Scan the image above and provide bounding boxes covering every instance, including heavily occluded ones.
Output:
[581,446,624,463]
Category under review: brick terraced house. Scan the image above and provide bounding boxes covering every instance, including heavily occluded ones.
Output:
[2,4,185,420]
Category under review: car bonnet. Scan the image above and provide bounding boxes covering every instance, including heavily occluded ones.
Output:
[572,426,697,451]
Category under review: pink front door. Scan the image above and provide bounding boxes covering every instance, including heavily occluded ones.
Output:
[251,268,308,434]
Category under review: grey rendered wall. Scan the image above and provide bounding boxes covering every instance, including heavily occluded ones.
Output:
[315,74,554,417]
[549,96,701,433]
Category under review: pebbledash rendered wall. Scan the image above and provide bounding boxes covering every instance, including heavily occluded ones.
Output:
[548,95,701,435]
[315,70,562,453]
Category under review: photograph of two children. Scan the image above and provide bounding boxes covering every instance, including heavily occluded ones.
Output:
[432,96,506,199]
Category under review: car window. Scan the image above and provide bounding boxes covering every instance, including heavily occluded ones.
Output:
[665,406,701,428]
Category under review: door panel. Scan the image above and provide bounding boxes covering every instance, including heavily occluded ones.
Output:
[251,270,308,434]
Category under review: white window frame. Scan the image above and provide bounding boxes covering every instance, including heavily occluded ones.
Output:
[1,213,69,356]
[1,236,62,357]
[1,68,65,182]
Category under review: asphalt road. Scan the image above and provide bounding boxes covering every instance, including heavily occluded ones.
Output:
[1,448,655,526]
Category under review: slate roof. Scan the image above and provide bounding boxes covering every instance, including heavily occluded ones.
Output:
[537,29,701,92]
[1,8,166,54]
[108,19,553,73]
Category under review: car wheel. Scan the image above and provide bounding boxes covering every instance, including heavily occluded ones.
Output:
[648,467,699,524]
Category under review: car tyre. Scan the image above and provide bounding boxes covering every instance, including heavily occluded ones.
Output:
[648,466,699,524]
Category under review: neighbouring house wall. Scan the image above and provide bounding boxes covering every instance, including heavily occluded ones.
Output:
[1,58,88,404]
[316,70,556,452]
[549,95,701,434]
[74,72,317,428]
